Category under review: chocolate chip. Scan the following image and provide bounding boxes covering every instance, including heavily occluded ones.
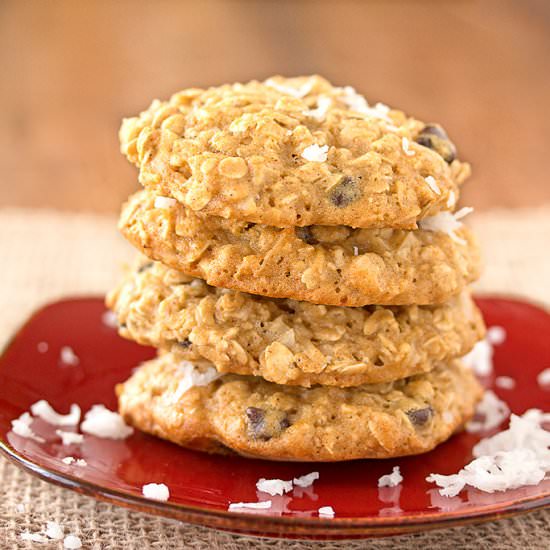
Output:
[244,222,256,230]
[245,406,291,441]
[137,262,153,273]
[246,407,269,440]
[295,226,318,245]
[177,339,192,349]
[415,124,457,163]
[328,176,361,208]
[406,406,434,426]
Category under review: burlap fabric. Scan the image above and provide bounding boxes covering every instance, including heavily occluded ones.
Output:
[0,207,548,549]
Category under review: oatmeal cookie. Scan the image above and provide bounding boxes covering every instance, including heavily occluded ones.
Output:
[117,354,483,461]
[119,75,469,229]
[119,190,481,306]
[107,260,485,387]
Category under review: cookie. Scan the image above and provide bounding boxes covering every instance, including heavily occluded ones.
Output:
[119,190,482,306]
[119,75,470,229]
[107,260,485,387]
[117,354,483,461]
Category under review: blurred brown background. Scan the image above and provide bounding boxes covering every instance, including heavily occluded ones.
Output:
[2,0,550,214]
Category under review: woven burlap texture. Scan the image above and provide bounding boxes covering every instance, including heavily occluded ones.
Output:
[0,206,549,549]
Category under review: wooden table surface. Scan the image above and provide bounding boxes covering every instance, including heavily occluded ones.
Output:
[2,0,549,214]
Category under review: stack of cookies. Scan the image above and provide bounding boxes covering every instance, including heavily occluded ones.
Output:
[108,76,485,461]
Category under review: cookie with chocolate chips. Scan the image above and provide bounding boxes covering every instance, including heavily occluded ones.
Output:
[107,259,486,387]
[119,189,481,306]
[119,75,470,229]
[117,353,483,461]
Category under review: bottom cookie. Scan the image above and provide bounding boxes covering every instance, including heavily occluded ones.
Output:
[117,354,482,462]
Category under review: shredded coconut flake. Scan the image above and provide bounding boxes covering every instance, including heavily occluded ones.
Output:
[60,346,79,366]
[56,430,84,445]
[495,376,516,390]
[424,175,440,195]
[45,521,64,540]
[293,471,319,488]
[37,341,49,353]
[401,137,415,156]
[301,144,328,162]
[428,409,550,497]
[446,190,456,208]
[443,411,454,423]
[62,456,87,466]
[80,404,133,439]
[228,500,272,512]
[11,412,44,443]
[20,531,49,543]
[418,207,473,242]
[265,78,313,98]
[378,466,403,488]
[31,400,81,426]
[154,195,177,209]
[487,326,506,345]
[101,310,118,329]
[462,339,494,377]
[142,483,170,501]
[318,505,335,518]
[63,534,82,549]
[537,368,550,388]
[173,361,222,401]
[466,390,510,433]
[303,95,332,121]
[352,245,359,256]
[338,87,392,122]
[256,478,293,496]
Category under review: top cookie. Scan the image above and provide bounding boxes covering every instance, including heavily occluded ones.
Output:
[120,75,470,229]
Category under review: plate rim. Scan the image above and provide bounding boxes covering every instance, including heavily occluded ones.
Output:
[0,294,549,539]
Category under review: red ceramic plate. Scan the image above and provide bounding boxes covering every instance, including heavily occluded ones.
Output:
[0,296,548,540]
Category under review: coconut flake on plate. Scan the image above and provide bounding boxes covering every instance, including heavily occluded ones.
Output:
[142,483,170,501]
[487,326,506,345]
[256,478,293,496]
[173,361,222,401]
[56,430,84,445]
[31,400,81,426]
[378,466,403,488]
[228,500,272,512]
[101,310,118,329]
[37,341,49,353]
[293,471,319,488]
[428,409,550,497]
[318,505,335,518]
[60,346,79,366]
[495,376,516,390]
[62,456,87,466]
[301,144,328,162]
[11,412,44,443]
[537,368,550,388]
[80,404,133,439]
[466,390,510,433]
[154,196,177,209]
